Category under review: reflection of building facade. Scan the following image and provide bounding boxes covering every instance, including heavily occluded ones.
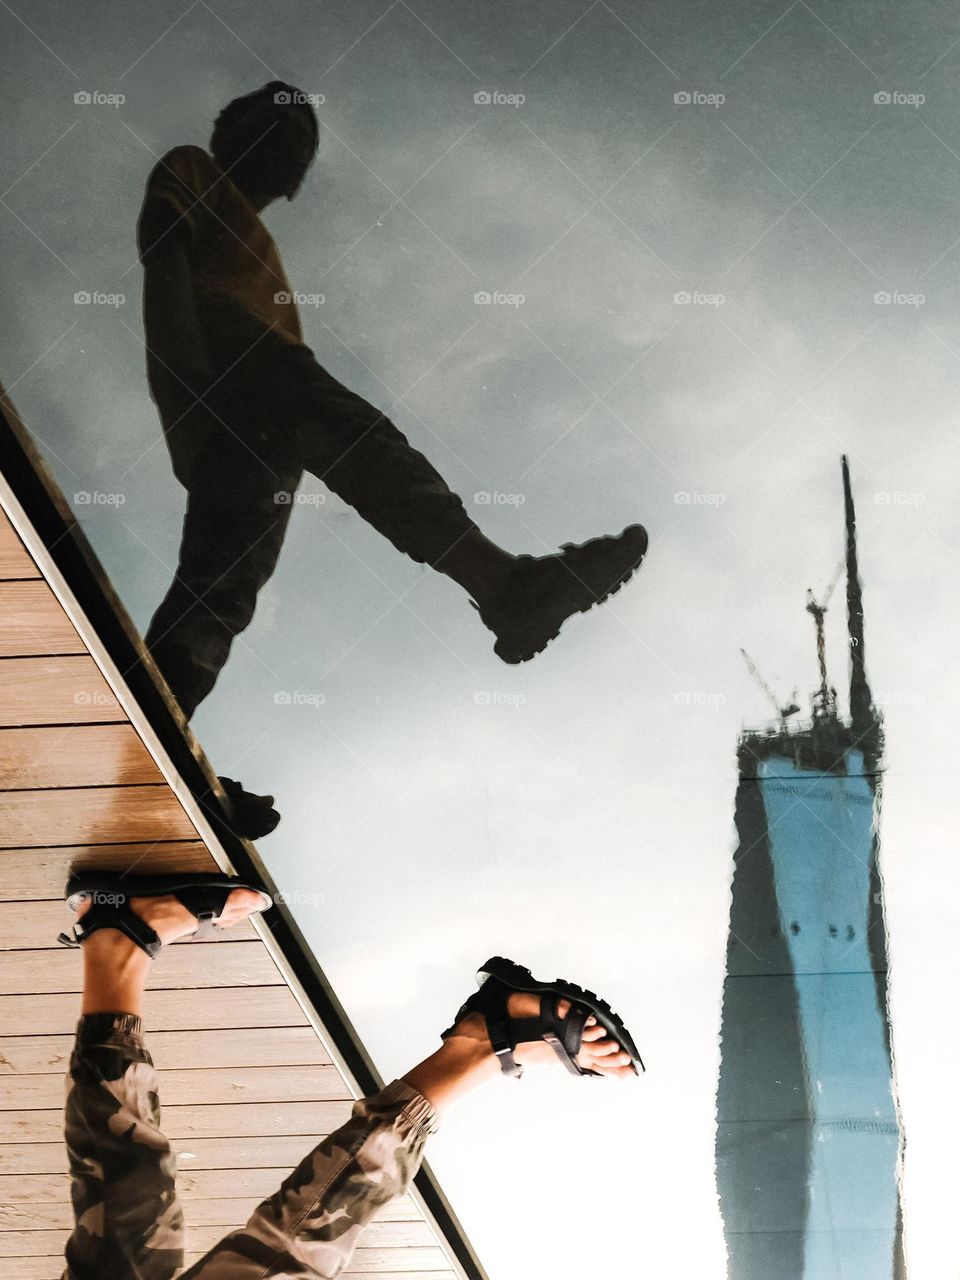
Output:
[715,459,905,1279]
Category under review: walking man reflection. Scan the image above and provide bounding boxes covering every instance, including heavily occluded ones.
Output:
[139,82,648,831]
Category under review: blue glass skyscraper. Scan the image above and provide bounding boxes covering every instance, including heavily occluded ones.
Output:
[715,459,905,1279]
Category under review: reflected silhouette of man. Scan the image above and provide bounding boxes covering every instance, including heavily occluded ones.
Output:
[140,82,647,751]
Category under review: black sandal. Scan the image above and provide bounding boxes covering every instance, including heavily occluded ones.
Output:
[442,955,645,1078]
[56,872,273,959]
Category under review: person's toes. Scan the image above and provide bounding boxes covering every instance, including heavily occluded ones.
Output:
[588,1037,623,1056]
[598,1052,635,1076]
[502,991,633,1074]
[578,1031,634,1071]
[580,1023,608,1042]
[133,886,266,943]
[218,887,267,926]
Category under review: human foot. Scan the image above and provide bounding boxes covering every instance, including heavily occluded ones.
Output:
[74,886,267,945]
[450,994,636,1079]
[473,524,648,663]
[58,873,272,956]
[442,956,644,1078]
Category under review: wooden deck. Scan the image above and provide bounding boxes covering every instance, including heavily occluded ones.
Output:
[0,503,463,1278]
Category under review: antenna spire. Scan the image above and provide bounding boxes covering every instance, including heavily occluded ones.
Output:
[842,455,873,739]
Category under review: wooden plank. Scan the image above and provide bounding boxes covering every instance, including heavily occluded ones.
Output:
[6,1262,69,1280]
[0,1231,448,1268]
[0,842,211,900]
[0,785,197,848]
[0,1200,432,1240]
[8,1264,454,1280]
[0,1100,354,1143]
[0,1025,325,1074]
[344,1274,455,1280]
[4,1064,348,1109]
[0,514,38,579]
[0,656,122,727]
[0,902,257,951]
[0,986,308,1035]
[0,1173,421,1218]
[0,1254,64,1274]
[0,724,162,790]
[345,1252,452,1275]
[0,1231,74,1258]
[0,941,283,994]
[0,1261,63,1280]
[0,1134,328,1174]
[0,582,82,657]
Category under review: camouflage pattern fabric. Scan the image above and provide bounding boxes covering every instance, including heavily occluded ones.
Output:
[62,1012,438,1280]
[180,1081,438,1278]
[61,1012,184,1280]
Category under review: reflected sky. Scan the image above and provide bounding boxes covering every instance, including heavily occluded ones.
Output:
[2,2,960,1276]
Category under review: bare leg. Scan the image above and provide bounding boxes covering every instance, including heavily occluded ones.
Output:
[78,889,265,1014]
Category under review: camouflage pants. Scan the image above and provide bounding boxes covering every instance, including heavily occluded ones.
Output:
[62,1012,438,1279]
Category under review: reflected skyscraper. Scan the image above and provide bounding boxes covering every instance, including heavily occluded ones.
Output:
[715,458,905,1278]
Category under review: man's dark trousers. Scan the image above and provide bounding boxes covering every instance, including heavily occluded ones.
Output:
[145,339,477,717]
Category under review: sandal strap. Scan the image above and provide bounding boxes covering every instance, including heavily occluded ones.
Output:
[507,994,591,1074]
[477,983,523,1078]
[172,885,235,938]
[56,876,270,954]
[57,901,162,959]
[541,995,591,1076]
[444,981,596,1079]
